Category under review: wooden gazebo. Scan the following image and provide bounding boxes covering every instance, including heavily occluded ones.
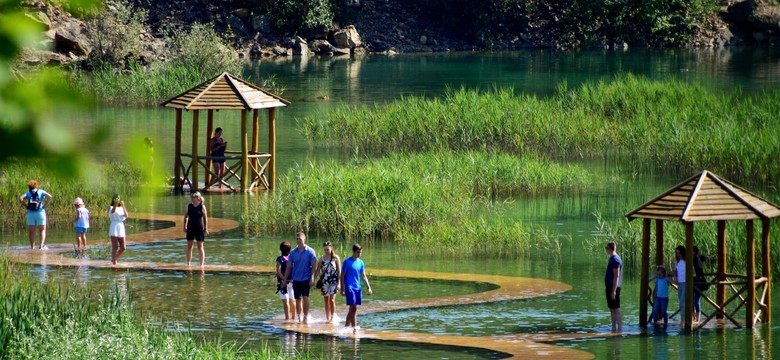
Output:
[626,170,780,330]
[161,72,289,192]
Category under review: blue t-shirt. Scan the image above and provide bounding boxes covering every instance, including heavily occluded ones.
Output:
[605,254,623,289]
[25,190,48,213]
[288,245,317,281]
[655,277,669,298]
[342,257,365,291]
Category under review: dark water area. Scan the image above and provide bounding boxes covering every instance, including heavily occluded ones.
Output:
[4,48,780,358]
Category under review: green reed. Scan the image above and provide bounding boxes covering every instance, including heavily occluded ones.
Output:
[0,256,307,359]
[243,151,593,256]
[588,212,780,278]
[300,74,780,184]
[0,160,145,229]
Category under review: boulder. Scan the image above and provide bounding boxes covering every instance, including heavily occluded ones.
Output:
[53,21,91,56]
[272,45,292,56]
[332,25,362,48]
[226,14,250,36]
[311,39,335,55]
[292,36,309,56]
[252,15,271,34]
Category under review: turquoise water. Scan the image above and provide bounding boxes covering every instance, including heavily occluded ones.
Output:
[6,48,780,358]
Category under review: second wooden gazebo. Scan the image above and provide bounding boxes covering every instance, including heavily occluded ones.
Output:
[161,72,289,192]
[626,170,780,330]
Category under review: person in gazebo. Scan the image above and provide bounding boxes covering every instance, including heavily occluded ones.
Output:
[209,127,227,188]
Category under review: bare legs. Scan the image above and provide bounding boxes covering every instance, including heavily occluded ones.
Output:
[28,225,46,249]
[345,305,358,328]
[76,232,87,249]
[186,241,206,266]
[283,298,296,320]
[294,296,310,322]
[214,163,225,188]
[323,294,336,322]
[610,308,623,333]
[111,236,126,264]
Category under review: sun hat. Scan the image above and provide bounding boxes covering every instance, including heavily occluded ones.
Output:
[74,197,84,206]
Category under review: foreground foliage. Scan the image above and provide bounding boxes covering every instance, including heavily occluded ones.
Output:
[301,75,780,185]
[244,151,592,256]
[0,257,303,359]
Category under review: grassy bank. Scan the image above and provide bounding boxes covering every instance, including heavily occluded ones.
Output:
[0,256,302,359]
[243,151,592,256]
[300,75,780,184]
[0,160,150,230]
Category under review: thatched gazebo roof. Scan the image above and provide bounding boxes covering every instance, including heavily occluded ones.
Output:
[161,72,289,110]
[627,170,780,222]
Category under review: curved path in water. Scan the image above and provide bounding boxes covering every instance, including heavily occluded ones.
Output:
[6,213,602,359]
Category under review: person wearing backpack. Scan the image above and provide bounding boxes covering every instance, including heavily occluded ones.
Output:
[18,180,53,249]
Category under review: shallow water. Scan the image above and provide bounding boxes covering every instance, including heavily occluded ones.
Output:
[6,48,780,358]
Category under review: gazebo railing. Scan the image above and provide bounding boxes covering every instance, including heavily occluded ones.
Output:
[646,274,769,328]
[179,151,271,192]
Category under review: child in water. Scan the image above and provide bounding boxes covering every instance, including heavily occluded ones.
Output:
[276,242,296,321]
[652,265,670,328]
[72,197,90,250]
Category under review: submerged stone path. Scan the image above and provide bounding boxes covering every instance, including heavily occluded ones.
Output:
[6,213,607,359]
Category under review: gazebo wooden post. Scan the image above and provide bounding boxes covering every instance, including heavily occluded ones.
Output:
[655,220,664,265]
[762,219,771,323]
[191,110,200,191]
[747,219,756,327]
[240,109,249,191]
[640,218,651,328]
[684,221,694,331]
[174,109,182,193]
[717,220,727,320]
[268,108,276,190]
[205,110,214,187]
[251,109,259,182]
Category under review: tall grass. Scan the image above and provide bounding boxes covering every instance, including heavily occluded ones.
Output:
[244,151,593,256]
[300,74,780,184]
[0,160,146,229]
[0,256,305,359]
[588,212,780,278]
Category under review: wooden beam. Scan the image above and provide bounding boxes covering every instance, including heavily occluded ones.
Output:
[655,220,664,266]
[206,110,214,187]
[241,109,248,191]
[640,219,651,328]
[717,220,726,320]
[747,219,755,327]
[268,108,276,190]
[252,109,259,153]
[191,110,199,192]
[762,219,771,323]
[684,221,694,331]
[174,109,182,193]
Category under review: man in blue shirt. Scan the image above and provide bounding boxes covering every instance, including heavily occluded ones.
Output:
[340,243,372,332]
[282,232,317,323]
[604,241,623,333]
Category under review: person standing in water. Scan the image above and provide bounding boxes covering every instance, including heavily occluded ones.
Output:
[604,241,623,333]
[183,191,208,266]
[316,241,341,323]
[209,127,227,188]
[276,241,296,321]
[72,197,90,250]
[109,194,129,265]
[19,180,53,249]
[282,232,317,323]
[340,243,372,332]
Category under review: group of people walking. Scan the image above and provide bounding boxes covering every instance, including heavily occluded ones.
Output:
[20,179,207,266]
[604,241,708,333]
[276,232,372,331]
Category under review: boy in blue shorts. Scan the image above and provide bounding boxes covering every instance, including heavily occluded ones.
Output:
[340,243,372,332]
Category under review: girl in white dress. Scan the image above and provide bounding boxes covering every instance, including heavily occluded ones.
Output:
[109,194,129,265]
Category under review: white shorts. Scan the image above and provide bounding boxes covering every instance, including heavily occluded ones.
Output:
[279,282,294,300]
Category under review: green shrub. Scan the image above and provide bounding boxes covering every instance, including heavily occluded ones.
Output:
[85,0,148,66]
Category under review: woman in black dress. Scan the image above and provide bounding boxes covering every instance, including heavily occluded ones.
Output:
[183,192,209,266]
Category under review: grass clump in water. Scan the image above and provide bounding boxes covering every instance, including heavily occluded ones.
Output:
[300,74,780,184]
[244,151,591,257]
[0,256,303,359]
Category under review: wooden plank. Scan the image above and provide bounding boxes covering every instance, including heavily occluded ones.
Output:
[747,220,755,327]
[640,219,651,329]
